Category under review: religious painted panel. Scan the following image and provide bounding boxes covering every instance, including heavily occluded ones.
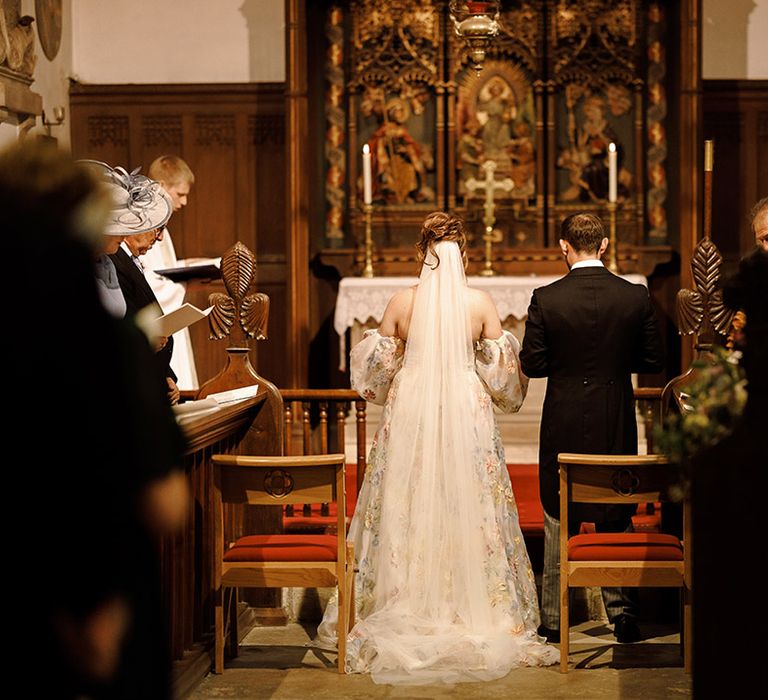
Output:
[351,1,440,209]
[450,1,545,248]
[456,62,537,200]
[548,0,645,246]
[555,83,635,204]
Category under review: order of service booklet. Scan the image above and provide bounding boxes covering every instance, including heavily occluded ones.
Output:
[172,384,261,423]
[136,303,213,339]
[153,303,213,337]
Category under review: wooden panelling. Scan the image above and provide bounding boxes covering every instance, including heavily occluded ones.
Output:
[703,80,768,271]
[70,83,288,388]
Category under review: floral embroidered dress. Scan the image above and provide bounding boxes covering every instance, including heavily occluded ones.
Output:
[317,242,556,684]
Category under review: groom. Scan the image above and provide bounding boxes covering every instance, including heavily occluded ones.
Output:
[520,213,664,643]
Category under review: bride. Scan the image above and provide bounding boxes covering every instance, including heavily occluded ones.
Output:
[317,212,557,683]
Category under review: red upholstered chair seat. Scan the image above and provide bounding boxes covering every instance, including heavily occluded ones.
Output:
[568,532,683,561]
[506,464,544,536]
[223,534,337,562]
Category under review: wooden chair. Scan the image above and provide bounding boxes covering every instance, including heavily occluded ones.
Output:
[558,453,691,674]
[211,453,354,674]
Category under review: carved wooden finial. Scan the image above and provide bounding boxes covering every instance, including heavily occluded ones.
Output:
[208,241,270,345]
[676,237,735,346]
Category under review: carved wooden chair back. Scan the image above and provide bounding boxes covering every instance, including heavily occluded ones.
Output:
[211,453,354,674]
[558,453,691,674]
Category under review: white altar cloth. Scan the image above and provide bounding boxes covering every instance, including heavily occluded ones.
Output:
[334,273,647,369]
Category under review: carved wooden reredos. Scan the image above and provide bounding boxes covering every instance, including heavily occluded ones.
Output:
[317,0,671,272]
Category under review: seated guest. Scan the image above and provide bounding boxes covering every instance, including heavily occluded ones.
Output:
[3,141,187,698]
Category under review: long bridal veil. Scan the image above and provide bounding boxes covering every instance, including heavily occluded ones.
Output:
[346,241,555,683]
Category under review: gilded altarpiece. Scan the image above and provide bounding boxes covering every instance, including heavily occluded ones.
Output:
[319,0,670,273]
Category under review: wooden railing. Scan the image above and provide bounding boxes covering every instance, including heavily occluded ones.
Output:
[276,387,665,499]
[634,387,664,454]
[280,389,368,495]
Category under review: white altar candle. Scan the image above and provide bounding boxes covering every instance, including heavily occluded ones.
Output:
[608,142,617,203]
[362,144,372,205]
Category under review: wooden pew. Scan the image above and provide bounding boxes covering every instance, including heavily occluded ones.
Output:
[167,390,283,697]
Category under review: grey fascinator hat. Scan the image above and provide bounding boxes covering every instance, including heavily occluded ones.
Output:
[77,159,172,236]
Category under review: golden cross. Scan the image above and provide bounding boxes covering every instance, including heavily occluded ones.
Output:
[464,160,514,276]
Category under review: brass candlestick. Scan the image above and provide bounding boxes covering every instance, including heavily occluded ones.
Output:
[362,203,374,278]
[606,200,619,274]
[703,139,714,243]
[479,224,496,277]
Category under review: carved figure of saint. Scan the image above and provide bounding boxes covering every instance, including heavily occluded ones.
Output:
[477,77,516,162]
[457,115,484,194]
[368,98,434,204]
[508,121,535,195]
[558,93,629,202]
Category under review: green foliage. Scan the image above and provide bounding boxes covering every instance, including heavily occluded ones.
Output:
[654,346,747,466]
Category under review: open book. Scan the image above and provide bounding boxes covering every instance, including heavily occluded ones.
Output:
[173,384,260,423]
[138,303,213,338]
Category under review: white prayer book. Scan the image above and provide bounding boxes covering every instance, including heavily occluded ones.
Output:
[172,384,260,423]
[138,303,213,338]
[205,384,261,404]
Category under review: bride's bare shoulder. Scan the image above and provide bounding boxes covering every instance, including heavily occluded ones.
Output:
[385,286,417,315]
[380,286,417,337]
[465,286,495,309]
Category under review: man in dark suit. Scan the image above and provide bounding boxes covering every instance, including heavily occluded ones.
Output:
[520,213,664,644]
[111,228,180,404]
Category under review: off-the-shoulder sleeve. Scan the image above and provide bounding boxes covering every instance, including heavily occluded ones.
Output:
[475,330,529,413]
[350,329,405,405]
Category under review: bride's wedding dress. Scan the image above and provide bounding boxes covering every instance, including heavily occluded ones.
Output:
[317,241,557,684]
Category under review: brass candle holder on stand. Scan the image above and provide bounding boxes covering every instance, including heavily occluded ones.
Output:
[362,203,374,278]
[606,200,619,274]
[479,223,496,277]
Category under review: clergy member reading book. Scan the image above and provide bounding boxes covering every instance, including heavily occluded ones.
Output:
[141,155,200,391]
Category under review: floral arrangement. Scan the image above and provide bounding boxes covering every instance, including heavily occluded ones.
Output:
[654,345,747,467]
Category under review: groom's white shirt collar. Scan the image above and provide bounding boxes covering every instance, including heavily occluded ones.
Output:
[571,259,604,269]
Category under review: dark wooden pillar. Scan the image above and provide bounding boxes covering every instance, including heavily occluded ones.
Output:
[285,0,311,388]
[678,0,703,371]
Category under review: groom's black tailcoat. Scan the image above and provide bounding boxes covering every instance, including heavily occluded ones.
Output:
[520,266,664,522]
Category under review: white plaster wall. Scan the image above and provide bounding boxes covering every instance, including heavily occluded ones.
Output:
[704,0,768,79]
[71,0,284,84]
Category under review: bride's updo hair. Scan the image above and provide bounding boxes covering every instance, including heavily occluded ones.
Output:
[416,211,468,269]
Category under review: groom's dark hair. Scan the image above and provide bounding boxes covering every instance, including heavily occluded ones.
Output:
[560,213,605,253]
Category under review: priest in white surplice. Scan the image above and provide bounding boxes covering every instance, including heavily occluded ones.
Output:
[140,155,199,390]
